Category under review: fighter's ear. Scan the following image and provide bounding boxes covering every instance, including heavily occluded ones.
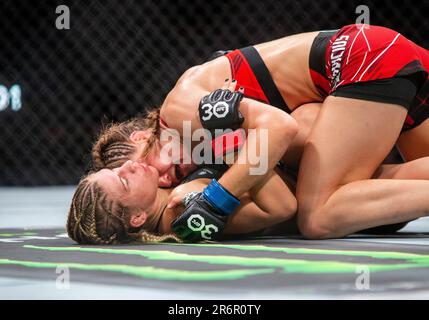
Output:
[130,130,152,143]
[129,211,148,228]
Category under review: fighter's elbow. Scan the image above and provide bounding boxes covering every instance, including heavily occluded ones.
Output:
[282,115,299,140]
[270,113,299,141]
[283,196,298,220]
[271,196,298,224]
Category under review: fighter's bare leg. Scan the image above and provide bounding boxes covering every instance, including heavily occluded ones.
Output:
[397,119,429,161]
[283,103,321,170]
[296,96,429,239]
[373,156,429,180]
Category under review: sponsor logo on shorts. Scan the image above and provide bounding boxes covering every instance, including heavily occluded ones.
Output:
[330,35,350,89]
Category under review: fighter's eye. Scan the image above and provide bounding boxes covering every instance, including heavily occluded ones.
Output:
[121,178,128,189]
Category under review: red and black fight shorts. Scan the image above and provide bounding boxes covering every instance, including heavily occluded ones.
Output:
[309,24,429,131]
[225,47,291,113]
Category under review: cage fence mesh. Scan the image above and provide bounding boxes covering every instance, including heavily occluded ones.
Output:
[0,0,427,185]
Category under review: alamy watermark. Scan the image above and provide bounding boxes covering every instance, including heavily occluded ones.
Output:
[56,5,70,30]
[355,265,370,290]
[56,266,70,290]
[355,5,370,26]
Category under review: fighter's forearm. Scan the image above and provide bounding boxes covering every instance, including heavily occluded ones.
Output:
[219,112,298,197]
[223,170,297,234]
[248,170,297,219]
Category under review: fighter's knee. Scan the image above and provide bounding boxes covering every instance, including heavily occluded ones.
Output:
[291,103,320,128]
[297,209,332,240]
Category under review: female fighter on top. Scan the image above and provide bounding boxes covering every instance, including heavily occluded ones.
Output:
[91,24,429,241]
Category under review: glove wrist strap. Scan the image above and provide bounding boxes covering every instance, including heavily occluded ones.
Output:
[203,179,240,216]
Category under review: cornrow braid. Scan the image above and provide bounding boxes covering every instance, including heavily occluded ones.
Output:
[136,231,182,243]
[67,174,182,245]
[91,107,162,170]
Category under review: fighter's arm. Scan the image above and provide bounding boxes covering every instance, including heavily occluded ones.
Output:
[162,82,299,197]
[223,169,297,234]
[166,169,297,235]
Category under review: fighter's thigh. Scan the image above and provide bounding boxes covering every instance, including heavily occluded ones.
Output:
[397,119,429,161]
[372,157,429,180]
[296,96,408,212]
[282,103,321,168]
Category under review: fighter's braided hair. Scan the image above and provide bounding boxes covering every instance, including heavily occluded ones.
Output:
[91,107,161,170]
[66,175,181,245]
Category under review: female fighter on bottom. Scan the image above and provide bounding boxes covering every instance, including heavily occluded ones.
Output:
[91,24,429,240]
[67,161,298,244]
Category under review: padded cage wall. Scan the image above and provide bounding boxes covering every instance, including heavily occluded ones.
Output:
[0,0,427,185]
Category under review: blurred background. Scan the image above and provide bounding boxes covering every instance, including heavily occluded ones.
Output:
[1,2,429,299]
[0,0,427,186]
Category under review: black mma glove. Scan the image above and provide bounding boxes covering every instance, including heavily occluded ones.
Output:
[171,179,240,241]
[171,193,227,242]
[199,89,244,137]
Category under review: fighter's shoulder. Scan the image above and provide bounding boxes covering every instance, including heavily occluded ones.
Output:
[160,73,207,130]
[165,67,209,106]
[176,65,205,88]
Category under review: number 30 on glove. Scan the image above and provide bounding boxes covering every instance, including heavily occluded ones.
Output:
[199,88,244,135]
[171,179,240,241]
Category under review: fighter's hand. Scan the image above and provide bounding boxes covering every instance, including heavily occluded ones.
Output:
[171,179,240,241]
[166,195,184,210]
[167,183,206,209]
[171,192,227,241]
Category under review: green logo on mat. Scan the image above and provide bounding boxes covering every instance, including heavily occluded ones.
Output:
[0,244,427,282]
